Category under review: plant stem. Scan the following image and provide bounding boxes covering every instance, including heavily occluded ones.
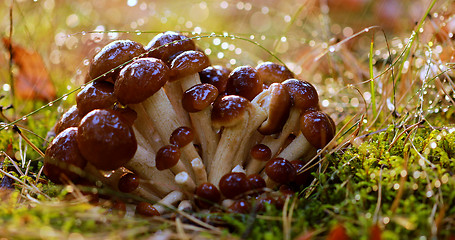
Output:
[369,33,377,120]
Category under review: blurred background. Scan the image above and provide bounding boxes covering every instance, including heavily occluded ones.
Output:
[0,0,454,130]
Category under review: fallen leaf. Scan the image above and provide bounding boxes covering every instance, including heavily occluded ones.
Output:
[327,224,350,240]
[3,38,56,102]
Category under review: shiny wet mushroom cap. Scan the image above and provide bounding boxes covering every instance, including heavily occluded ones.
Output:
[282,79,319,112]
[44,127,87,183]
[114,57,170,105]
[265,158,296,184]
[118,173,140,193]
[76,81,116,115]
[170,50,210,79]
[250,144,272,162]
[256,62,294,85]
[170,127,194,148]
[195,182,221,209]
[145,31,196,62]
[219,172,250,199]
[54,105,82,134]
[182,83,219,113]
[136,202,160,217]
[199,65,231,93]
[300,111,336,149]
[89,40,146,82]
[155,145,181,171]
[226,66,263,101]
[211,95,250,128]
[77,109,137,170]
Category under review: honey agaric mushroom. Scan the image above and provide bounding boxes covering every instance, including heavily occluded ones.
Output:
[256,62,294,86]
[199,65,231,94]
[175,171,196,193]
[247,174,266,193]
[182,84,219,167]
[145,31,196,62]
[136,202,161,217]
[156,145,187,174]
[277,111,336,161]
[209,95,266,185]
[260,79,320,157]
[89,40,146,83]
[246,144,272,175]
[219,172,250,199]
[76,81,116,115]
[44,127,87,183]
[152,190,185,215]
[195,182,221,209]
[290,160,315,188]
[114,57,199,175]
[263,158,296,188]
[77,109,137,171]
[54,105,81,134]
[226,66,263,101]
[118,173,160,202]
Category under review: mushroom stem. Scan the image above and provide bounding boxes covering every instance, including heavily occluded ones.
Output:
[130,182,162,202]
[163,80,192,128]
[260,108,300,156]
[208,114,249,186]
[191,158,208,185]
[175,171,196,194]
[130,104,163,152]
[189,109,219,169]
[276,133,315,162]
[125,145,177,197]
[141,88,197,178]
[153,190,185,214]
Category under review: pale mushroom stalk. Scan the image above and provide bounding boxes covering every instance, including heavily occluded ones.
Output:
[153,190,185,214]
[163,80,193,129]
[130,104,163,152]
[175,171,196,194]
[191,158,208,185]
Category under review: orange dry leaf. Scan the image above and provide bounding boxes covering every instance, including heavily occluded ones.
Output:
[3,38,56,102]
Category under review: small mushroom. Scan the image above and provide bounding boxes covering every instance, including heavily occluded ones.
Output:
[145,31,196,62]
[277,111,336,161]
[247,174,266,194]
[195,182,221,209]
[76,81,116,115]
[226,66,263,101]
[228,199,251,214]
[199,65,231,94]
[152,190,185,214]
[44,127,87,183]
[54,105,81,134]
[263,158,296,188]
[260,79,320,157]
[256,62,294,85]
[118,172,160,202]
[182,84,219,167]
[209,95,266,185]
[136,202,161,217]
[89,40,146,82]
[155,145,187,174]
[175,171,196,193]
[218,172,250,199]
[245,144,272,175]
[77,109,137,171]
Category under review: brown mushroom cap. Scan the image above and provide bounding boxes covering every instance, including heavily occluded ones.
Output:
[114,57,170,104]
[54,105,82,134]
[290,160,314,187]
[264,158,296,184]
[76,81,116,115]
[247,174,266,191]
[169,127,194,148]
[111,105,138,126]
[155,145,181,170]
[118,172,140,193]
[44,127,87,183]
[211,95,250,128]
[250,144,272,161]
[136,202,161,217]
[89,40,146,82]
[182,83,219,113]
[256,62,294,85]
[77,109,137,170]
[226,66,263,101]
[145,31,196,62]
[257,83,291,135]
[195,182,221,209]
[219,172,250,199]
[300,111,336,149]
[228,200,251,213]
[170,50,210,79]
[199,65,231,93]
[282,79,319,112]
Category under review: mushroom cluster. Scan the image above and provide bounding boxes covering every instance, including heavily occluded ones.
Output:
[44,31,336,217]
